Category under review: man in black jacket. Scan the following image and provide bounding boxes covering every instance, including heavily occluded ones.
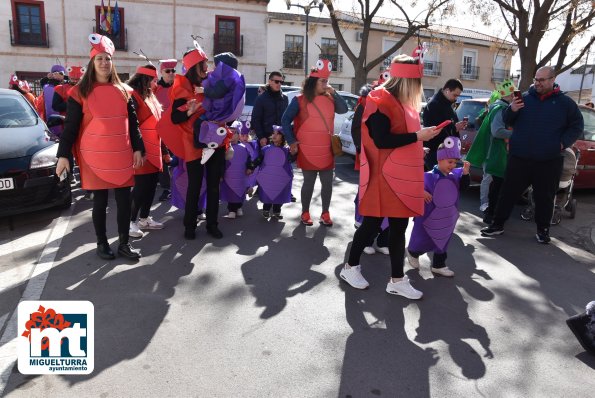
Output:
[251,71,289,147]
[422,79,467,169]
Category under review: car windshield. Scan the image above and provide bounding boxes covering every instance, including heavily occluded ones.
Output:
[0,95,38,128]
[456,101,487,127]
[341,95,358,112]
[580,108,595,141]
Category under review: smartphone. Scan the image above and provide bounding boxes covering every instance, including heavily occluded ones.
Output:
[59,170,68,182]
[463,116,469,123]
[436,120,452,130]
[513,90,523,102]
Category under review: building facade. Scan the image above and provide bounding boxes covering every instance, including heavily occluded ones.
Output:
[1,0,269,94]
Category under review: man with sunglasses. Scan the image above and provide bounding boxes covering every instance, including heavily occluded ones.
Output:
[481,66,583,244]
[155,59,178,201]
[251,71,289,148]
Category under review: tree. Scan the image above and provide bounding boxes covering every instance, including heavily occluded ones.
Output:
[470,0,595,90]
[322,0,452,92]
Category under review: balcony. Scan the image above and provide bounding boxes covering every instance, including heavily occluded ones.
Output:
[423,61,442,77]
[491,68,510,82]
[9,20,49,47]
[93,26,127,51]
[319,53,343,73]
[213,34,243,57]
[460,65,480,80]
[283,51,304,70]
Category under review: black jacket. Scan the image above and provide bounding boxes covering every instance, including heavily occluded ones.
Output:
[251,86,288,140]
[422,89,459,152]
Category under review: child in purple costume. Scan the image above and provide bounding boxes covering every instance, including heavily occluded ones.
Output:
[249,126,295,219]
[221,122,252,218]
[407,137,470,277]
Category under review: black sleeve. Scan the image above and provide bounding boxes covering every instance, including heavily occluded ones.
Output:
[39,77,50,87]
[56,97,83,158]
[351,104,364,153]
[459,174,470,191]
[365,111,418,149]
[52,91,67,113]
[248,153,264,170]
[127,98,145,154]
[204,80,228,99]
[171,98,190,124]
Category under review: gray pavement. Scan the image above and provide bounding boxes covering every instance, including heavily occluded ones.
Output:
[1,155,594,397]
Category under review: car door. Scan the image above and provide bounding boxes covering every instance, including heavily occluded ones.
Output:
[574,106,595,189]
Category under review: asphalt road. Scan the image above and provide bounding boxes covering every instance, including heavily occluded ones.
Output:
[1,155,594,397]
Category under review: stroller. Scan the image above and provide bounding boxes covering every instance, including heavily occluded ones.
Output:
[520,147,579,225]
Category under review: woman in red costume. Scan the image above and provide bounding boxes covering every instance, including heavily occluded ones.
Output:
[339,53,443,299]
[127,64,165,238]
[55,34,145,260]
[280,59,348,226]
[157,40,224,240]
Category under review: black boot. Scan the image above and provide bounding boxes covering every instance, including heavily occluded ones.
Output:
[96,241,115,260]
[117,234,141,259]
[206,224,223,239]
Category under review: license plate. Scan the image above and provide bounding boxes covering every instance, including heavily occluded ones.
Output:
[0,177,14,191]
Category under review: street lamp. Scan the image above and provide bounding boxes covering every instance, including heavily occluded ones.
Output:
[286,0,324,76]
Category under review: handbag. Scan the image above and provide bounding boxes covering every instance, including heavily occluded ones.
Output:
[311,100,343,157]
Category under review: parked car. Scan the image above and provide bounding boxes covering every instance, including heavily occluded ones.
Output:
[240,83,301,122]
[0,88,71,217]
[574,105,595,189]
[285,90,359,136]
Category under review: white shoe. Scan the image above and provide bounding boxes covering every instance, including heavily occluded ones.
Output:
[363,246,376,255]
[406,250,420,269]
[431,266,455,277]
[138,216,164,230]
[386,276,423,299]
[354,221,361,229]
[340,265,369,289]
[236,208,243,216]
[375,246,389,255]
[197,213,207,221]
[129,221,144,238]
[227,211,237,219]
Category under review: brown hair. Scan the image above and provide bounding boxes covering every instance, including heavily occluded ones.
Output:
[127,64,156,99]
[382,54,423,111]
[77,56,128,100]
[301,69,332,103]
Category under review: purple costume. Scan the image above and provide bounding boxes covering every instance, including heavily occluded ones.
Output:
[43,64,66,136]
[171,159,206,210]
[255,145,293,205]
[220,143,250,204]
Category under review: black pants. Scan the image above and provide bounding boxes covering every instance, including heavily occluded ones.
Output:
[494,155,563,230]
[92,187,131,243]
[228,202,243,212]
[131,172,159,221]
[485,175,504,217]
[348,216,409,278]
[364,225,389,247]
[263,203,282,212]
[159,163,171,190]
[408,250,447,268]
[184,148,225,229]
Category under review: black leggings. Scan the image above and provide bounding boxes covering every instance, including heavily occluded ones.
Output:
[92,187,132,243]
[131,172,159,221]
[485,175,504,217]
[184,148,225,229]
[263,203,282,212]
[348,216,409,278]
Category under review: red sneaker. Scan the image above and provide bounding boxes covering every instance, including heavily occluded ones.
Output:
[320,211,333,226]
[301,211,313,226]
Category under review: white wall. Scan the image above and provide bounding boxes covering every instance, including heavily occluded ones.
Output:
[555,68,594,92]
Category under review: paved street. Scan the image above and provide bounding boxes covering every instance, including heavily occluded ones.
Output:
[1,156,594,397]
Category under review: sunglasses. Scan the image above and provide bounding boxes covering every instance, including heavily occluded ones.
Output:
[271,79,284,84]
[163,69,176,73]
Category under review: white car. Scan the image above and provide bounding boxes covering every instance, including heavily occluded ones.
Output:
[338,113,356,156]
[285,90,359,135]
[240,83,301,123]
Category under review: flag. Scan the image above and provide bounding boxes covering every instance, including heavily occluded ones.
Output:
[99,0,107,32]
[106,0,112,34]
[112,0,120,36]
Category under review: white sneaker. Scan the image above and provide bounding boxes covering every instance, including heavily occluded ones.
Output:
[431,266,455,277]
[406,250,420,269]
[340,265,369,289]
[376,246,389,255]
[386,276,423,299]
[197,213,207,221]
[129,221,144,238]
[227,211,237,219]
[363,246,376,255]
[138,216,164,230]
[236,208,243,216]
[354,221,361,229]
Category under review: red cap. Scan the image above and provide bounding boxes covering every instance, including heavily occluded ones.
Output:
[183,40,208,71]
[159,59,177,69]
[66,66,86,80]
[136,66,157,77]
[310,59,332,79]
[9,74,19,87]
[89,33,115,59]
[389,45,425,79]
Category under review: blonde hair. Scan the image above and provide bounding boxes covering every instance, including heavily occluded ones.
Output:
[382,54,423,111]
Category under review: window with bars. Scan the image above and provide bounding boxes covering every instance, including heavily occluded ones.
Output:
[283,35,304,69]
[215,16,241,55]
[320,38,341,72]
[11,1,47,46]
